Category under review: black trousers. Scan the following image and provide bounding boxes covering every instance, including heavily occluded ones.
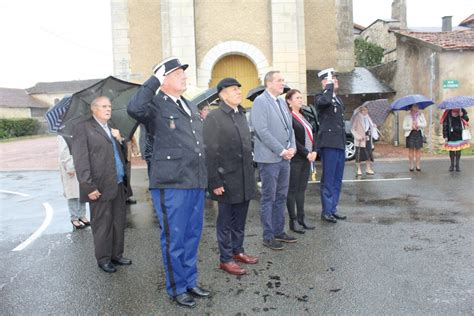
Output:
[216,200,250,263]
[286,159,310,222]
[90,183,127,264]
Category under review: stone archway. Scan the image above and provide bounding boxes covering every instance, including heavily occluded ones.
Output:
[197,41,270,89]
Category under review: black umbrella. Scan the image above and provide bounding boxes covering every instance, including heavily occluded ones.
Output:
[246,85,291,101]
[191,87,218,108]
[59,76,140,141]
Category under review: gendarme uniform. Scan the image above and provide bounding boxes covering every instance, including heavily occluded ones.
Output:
[314,68,346,220]
[127,58,207,299]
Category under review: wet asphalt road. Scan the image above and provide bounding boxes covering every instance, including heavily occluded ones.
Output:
[1,159,473,315]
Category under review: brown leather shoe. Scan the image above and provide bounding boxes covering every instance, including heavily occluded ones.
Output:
[219,261,247,275]
[233,253,259,264]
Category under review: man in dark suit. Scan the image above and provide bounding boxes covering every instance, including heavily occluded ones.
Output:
[314,68,348,223]
[127,57,210,309]
[71,96,132,273]
[203,77,258,276]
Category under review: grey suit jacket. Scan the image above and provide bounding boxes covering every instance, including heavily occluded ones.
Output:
[250,90,296,163]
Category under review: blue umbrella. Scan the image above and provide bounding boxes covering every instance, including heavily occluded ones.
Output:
[390,94,434,111]
[438,96,474,110]
[44,96,72,133]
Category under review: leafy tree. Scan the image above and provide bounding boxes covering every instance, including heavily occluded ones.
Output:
[354,38,384,67]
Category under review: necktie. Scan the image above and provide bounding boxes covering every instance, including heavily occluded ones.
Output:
[176,99,189,116]
[108,128,125,183]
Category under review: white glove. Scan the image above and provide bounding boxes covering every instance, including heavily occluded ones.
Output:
[153,64,166,85]
[326,71,333,84]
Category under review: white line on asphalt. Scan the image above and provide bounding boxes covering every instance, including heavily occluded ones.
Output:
[12,202,54,252]
[308,177,412,184]
[0,189,30,197]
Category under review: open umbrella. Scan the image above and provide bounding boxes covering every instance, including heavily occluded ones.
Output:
[438,96,474,110]
[191,87,218,108]
[59,76,140,141]
[44,96,71,133]
[246,84,291,101]
[355,99,391,126]
[390,94,434,111]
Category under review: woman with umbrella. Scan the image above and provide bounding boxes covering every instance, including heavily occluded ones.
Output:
[402,104,427,171]
[351,105,378,176]
[441,108,470,172]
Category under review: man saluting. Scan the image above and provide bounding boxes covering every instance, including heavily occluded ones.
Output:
[127,57,210,308]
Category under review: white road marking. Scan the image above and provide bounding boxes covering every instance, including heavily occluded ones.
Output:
[12,202,54,252]
[308,177,412,184]
[0,189,30,197]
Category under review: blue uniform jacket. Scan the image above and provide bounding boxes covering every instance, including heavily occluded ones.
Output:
[127,76,207,189]
[314,83,346,151]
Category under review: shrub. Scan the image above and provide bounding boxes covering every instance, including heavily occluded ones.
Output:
[0,118,39,139]
[354,38,384,67]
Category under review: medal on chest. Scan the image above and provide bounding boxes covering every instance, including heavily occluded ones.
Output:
[169,116,176,129]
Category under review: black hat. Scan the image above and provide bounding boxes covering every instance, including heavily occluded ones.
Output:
[153,57,189,76]
[317,68,336,81]
[217,77,241,93]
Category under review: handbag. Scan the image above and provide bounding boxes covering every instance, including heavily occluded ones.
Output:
[461,119,471,140]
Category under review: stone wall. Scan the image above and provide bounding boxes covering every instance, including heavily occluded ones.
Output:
[360,20,398,63]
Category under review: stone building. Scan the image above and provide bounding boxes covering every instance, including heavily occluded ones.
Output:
[110,0,355,107]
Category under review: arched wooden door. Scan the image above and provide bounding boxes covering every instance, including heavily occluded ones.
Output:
[209,55,260,108]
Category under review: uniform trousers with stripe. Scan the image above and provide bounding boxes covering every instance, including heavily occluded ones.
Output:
[150,188,204,298]
[320,147,345,216]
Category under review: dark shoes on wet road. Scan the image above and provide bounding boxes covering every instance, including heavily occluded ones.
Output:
[98,262,117,273]
[263,239,284,250]
[321,214,337,223]
[220,261,247,275]
[298,220,315,230]
[333,213,347,220]
[173,293,196,308]
[187,286,211,297]
[274,233,297,243]
[111,257,132,265]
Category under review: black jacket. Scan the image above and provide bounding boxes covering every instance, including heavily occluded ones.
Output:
[203,101,256,204]
[291,114,317,161]
[443,109,469,141]
[314,83,346,151]
[127,76,207,189]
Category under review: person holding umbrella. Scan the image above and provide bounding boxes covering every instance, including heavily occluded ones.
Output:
[441,108,470,172]
[127,57,210,309]
[285,89,317,233]
[402,104,427,171]
[351,105,378,176]
[71,96,132,273]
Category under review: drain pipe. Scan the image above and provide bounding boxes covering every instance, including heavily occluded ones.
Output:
[428,52,436,152]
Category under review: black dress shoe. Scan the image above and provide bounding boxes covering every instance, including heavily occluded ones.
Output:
[333,213,347,220]
[321,214,337,223]
[173,293,196,308]
[298,220,315,230]
[187,286,211,297]
[98,262,117,273]
[289,220,305,234]
[126,198,137,204]
[111,257,132,265]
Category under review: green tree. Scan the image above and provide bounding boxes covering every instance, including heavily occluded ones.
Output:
[354,38,384,67]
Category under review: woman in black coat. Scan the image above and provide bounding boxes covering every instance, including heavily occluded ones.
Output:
[441,108,470,172]
[285,89,317,233]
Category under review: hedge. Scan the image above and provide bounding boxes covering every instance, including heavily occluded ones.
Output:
[0,118,39,139]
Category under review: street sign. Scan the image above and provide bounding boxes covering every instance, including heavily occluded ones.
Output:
[443,80,459,89]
